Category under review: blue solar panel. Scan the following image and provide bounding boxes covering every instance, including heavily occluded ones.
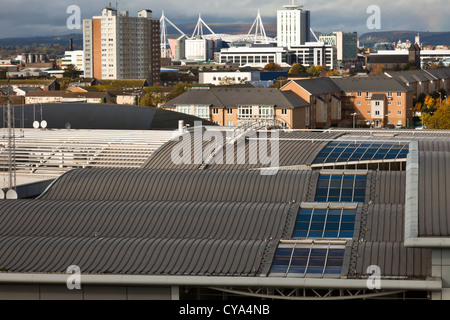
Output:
[313,141,409,164]
[270,246,346,277]
[315,175,367,203]
[293,208,357,239]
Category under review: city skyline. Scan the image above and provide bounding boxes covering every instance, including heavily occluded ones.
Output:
[0,0,449,39]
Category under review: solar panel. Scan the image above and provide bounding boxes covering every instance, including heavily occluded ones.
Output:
[293,208,356,239]
[269,245,345,277]
[315,174,367,202]
[313,141,409,164]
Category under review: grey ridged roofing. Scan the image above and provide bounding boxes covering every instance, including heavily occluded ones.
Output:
[39,169,311,203]
[425,67,450,79]
[0,200,296,275]
[162,87,309,109]
[143,130,343,170]
[371,93,386,100]
[365,204,405,242]
[291,78,342,95]
[0,236,275,276]
[0,200,295,240]
[373,171,406,205]
[331,75,413,92]
[353,242,431,279]
[1,104,215,130]
[387,69,436,83]
[418,151,450,237]
[418,140,450,152]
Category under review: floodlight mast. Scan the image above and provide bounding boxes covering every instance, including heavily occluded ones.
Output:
[160,11,187,58]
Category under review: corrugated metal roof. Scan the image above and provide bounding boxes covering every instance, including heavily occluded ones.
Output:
[0,200,295,241]
[418,151,450,237]
[365,204,405,242]
[39,169,311,203]
[418,141,450,152]
[372,171,406,204]
[143,130,342,170]
[0,236,274,276]
[353,242,431,279]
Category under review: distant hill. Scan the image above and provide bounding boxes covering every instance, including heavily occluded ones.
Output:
[359,31,450,46]
[0,33,82,48]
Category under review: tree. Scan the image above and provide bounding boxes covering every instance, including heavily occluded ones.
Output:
[140,86,167,108]
[306,65,320,77]
[420,95,450,129]
[288,63,306,76]
[63,64,79,79]
[264,62,283,71]
[326,69,340,77]
[165,82,193,102]
[370,64,384,74]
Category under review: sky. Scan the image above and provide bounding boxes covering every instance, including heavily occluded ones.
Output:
[0,0,449,39]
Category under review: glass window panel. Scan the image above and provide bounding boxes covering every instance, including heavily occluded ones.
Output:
[293,230,308,238]
[340,222,355,231]
[311,214,326,222]
[341,189,354,197]
[323,231,339,238]
[317,179,330,188]
[308,230,324,238]
[328,189,341,197]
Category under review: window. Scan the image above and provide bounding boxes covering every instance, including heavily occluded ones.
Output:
[259,106,274,119]
[281,108,288,115]
[293,207,356,238]
[357,92,362,97]
[375,110,380,115]
[212,108,219,115]
[357,101,361,106]
[366,92,371,99]
[176,105,190,115]
[398,110,402,115]
[314,140,409,164]
[367,110,371,114]
[227,108,233,115]
[238,106,253,119]
[397,92,402,97]
[270,244,345,277]
[388,92,393,99]
[227,120,234,127]
[194,105,210,119]
[315,174,367,203]
[397,101,402,106]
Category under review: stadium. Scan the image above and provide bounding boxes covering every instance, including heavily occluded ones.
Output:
[0,107,449,300]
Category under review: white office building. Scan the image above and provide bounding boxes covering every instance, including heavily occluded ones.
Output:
[61,50,85,71]
[219,45,289,68]
[289,42,336,69]
[277,1,310,48]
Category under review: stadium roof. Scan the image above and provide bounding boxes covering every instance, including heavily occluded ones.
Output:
[1,127,450,299]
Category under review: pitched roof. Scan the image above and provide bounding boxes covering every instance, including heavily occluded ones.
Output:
[290,78,342,95]
[366,54,409,64]
[163,87,309,109]
[331,75,413,92]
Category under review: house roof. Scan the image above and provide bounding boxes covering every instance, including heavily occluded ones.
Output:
[290,78,342,95]
[162,87,309,109]
[331,75,413,92]
[371,93,386,100]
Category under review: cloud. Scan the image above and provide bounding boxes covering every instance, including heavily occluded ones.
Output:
[0,0,448,38]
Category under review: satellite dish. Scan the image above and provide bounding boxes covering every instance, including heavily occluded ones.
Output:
[65,122,71,130]
[6,189,18,200]
[33,121,40,129]
[41,120,47,129]
[0,190,4,200]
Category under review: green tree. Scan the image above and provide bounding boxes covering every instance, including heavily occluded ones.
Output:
[421,95,450,129]
[63,64,80,79]
[264,62,284,71]
[306,65,320,77]
[288,63,306,76]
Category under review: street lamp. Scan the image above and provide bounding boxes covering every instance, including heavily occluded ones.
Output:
[351,112,357,129]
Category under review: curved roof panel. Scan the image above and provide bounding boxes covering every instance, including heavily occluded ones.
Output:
[39,168,311,203]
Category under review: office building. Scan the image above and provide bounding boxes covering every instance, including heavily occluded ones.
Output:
[83,6,160,84]
[277,1,310,47]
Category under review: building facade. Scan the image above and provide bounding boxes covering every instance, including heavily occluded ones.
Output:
[83,7,160,84]
[277,2,310,47]
[162,86,310,129]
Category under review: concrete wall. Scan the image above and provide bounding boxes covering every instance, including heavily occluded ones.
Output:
[0,284,177,300]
